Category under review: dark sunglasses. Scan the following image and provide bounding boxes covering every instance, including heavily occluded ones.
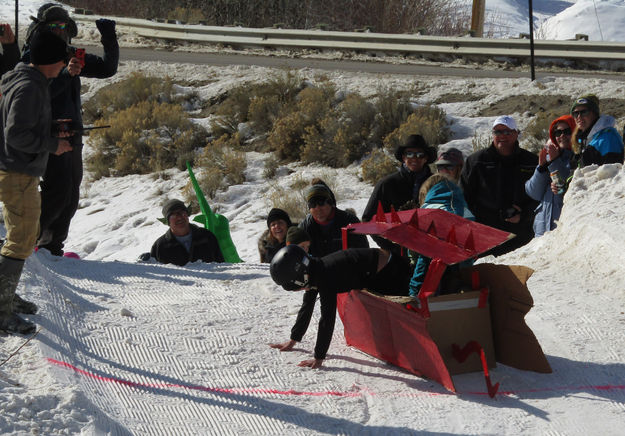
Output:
[437,164,456,171]
[492,129,515,136]
[47,22,67,30]
[308,197,330,209]
[553,128,572,137]
[404,151,426,159]
[571,109,590,118]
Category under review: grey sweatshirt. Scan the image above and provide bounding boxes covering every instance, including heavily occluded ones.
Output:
[0,62,57,177]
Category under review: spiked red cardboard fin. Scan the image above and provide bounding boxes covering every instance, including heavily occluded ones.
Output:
[353,209,514,265]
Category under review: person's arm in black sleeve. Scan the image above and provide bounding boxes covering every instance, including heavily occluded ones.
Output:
[81,19,119,78]
[459,157,476,214]
[0,42,20,74]
[601,150,624,165]
[361,181,384,223]
[150,240,160,263]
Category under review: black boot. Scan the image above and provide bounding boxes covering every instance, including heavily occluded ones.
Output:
[0,255,36,335]
[0,312,36,335]
[12,293,38,314]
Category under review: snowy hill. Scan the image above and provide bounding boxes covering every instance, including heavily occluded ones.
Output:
[1,1,625,435]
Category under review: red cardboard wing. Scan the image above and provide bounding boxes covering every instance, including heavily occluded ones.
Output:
[346,207,514,265]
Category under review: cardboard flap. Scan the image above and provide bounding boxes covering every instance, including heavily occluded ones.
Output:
[461,264,552,373]
[345,209,513,265]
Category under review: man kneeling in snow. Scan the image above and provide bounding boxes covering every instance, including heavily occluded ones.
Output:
[269,245,410,368]
[149,199,224,266]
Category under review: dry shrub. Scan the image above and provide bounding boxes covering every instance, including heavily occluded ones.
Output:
[301,93,375,167]
[83,73,177,123]
[248,95,282,133]
[383,105,450,152]
[262,153,282,179]
[266,179,308,223]
[185,135,247,200]
[523,110,562,154]
[268,85,334,161]
[369,88,414,145]
[472,131,491,152]
[211,71,302,139]
[87,101,205,179]
[167,7,206,23]
[361,148,398,185]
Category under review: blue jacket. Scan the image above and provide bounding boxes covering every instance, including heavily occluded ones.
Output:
[577,115,624,167]
[408,179,474,297]
[525,148,574,237]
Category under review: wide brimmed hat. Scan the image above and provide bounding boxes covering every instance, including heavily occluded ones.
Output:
[394,134,435,164]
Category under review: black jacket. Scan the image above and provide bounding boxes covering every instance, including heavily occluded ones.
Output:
[22,28,119,147]
[460,143,538,256]
[361,165,432,250]
[290,248,410,360]
[299,208,368,258]
[150,224,224,266]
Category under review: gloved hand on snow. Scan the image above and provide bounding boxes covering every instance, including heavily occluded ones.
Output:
[95,18,116,39]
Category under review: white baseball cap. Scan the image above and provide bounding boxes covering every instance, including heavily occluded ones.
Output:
[492,115,518,131]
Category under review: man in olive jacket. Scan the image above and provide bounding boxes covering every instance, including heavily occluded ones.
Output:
[150,199,224,267]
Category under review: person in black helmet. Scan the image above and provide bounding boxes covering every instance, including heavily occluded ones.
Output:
[269,245,410,369]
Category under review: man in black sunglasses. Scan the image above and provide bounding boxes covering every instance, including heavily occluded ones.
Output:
[22,4,119,257]
[570,94,623,167]
[362,134,434,252]
[299,180,368,257]
[460,116,538,257]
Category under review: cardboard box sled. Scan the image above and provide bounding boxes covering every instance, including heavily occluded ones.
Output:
[338,207,552,395]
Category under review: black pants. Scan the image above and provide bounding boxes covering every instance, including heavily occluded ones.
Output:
[39,145,83,255]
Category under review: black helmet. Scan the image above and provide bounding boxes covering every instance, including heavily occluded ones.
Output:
[270,245,311,291]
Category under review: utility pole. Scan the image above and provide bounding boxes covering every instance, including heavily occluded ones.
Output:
[15,0,19,46]
[529,0,536,80]
[471,0,485,37]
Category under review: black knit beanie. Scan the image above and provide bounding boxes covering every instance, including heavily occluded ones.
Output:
[286,226,310,245]
[266,208,292,228]
[162,199,190,221]
[30,29,68,65]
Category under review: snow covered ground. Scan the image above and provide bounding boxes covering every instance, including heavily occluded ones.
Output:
[1,1,625,435]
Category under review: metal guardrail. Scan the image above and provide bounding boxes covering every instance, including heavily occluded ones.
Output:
[73,14,625,62]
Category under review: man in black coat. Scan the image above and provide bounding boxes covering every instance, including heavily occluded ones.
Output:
[150,199,224,267]
[269,245,410,368]
[361,134,434,250]
[460,116,538,256]
[22,4,119,256]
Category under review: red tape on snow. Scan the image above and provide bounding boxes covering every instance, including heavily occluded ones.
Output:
[47,358,625,398]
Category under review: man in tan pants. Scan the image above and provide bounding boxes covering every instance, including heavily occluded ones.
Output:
[0,29,71,334]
